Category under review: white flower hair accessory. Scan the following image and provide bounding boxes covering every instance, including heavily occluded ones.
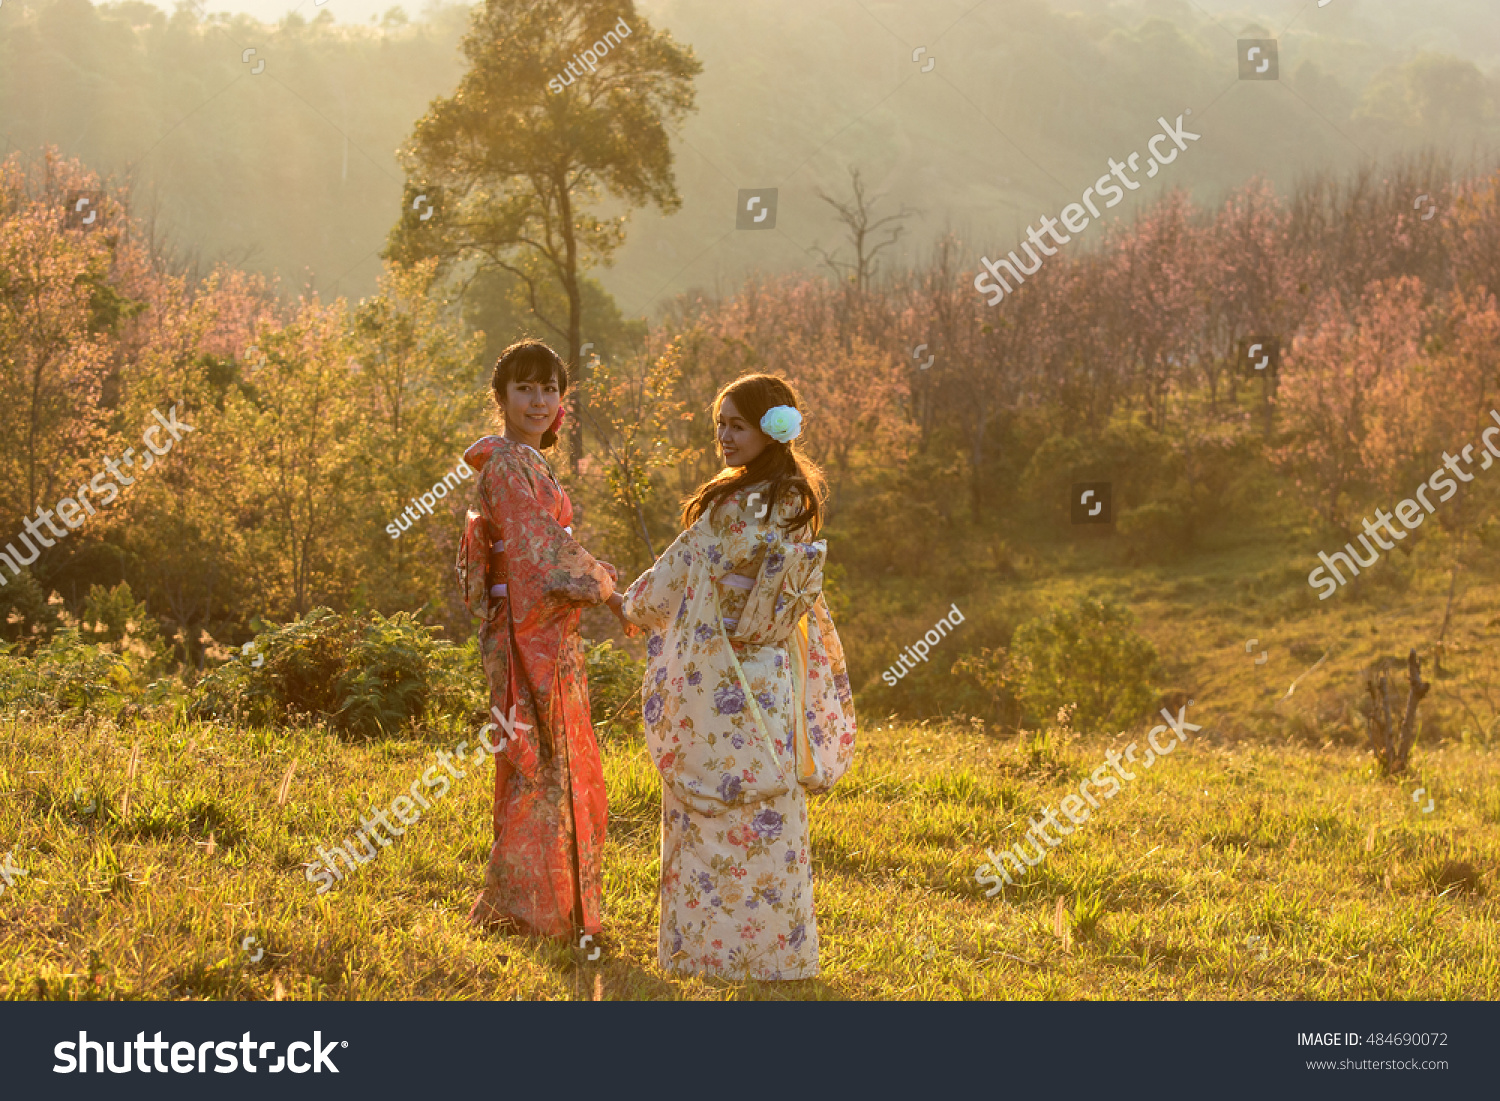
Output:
[760,405,802,443]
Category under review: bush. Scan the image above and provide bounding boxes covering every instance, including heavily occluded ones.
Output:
[1117,500,1191,563]
[0,568,59,645]
[78,582,171,673]
[0,628,140,716]
[858,601,1026,725]
[188,607,481,738]
[586,640,644,742]
[972,596,1162,733]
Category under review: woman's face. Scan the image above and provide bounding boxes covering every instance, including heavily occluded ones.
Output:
[501,373,561,447]
[717,395,771,468]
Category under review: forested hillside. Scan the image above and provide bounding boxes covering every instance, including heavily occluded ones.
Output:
[2,0,1497,304]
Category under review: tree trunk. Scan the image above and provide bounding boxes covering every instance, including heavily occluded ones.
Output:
[557,170,583,478]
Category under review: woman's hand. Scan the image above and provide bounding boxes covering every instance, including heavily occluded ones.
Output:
[606,592,640,638]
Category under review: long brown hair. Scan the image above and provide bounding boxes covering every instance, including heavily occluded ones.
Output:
[490,339,569,450]
[681,373,826,536]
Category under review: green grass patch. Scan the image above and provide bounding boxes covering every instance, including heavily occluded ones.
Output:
[2,710,1495,1000]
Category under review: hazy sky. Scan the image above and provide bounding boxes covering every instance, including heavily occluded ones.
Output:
[194,0,439,26]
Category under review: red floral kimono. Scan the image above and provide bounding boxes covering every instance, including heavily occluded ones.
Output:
[456,434,616,939]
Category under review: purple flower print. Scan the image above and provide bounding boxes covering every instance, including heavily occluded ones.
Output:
[718,773,743,802]
[696,872,713,892]
[788,923,806,951]
[714,684,745,715]
[762,886,782,905]
[687,670,702,687]
[694,623,715,643]
[755,690,774,711]
[647,634,664,659]
[752,809,783,840]
[655,666,668,686]
[644,692,664,725]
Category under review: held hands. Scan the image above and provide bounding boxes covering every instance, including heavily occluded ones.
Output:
[605,591,640,638]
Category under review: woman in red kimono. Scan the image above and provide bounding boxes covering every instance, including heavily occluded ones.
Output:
[456,339,631,941]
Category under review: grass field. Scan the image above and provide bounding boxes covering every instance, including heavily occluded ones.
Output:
[2,695,1495,1000]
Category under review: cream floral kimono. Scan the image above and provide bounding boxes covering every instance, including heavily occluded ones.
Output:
[622,484,857,979]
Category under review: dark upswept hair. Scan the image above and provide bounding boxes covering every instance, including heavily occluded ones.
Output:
[682,373,827,537]
[490,339,569,450]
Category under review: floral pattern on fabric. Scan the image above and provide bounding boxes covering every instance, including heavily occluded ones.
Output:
[456,434,615,939]
[622,484,857,978]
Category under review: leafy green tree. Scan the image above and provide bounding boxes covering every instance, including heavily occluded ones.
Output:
[233,301,364,618]
[388,0,700,469]
[346,258,489,617]
[576,336,696,569]
[107,265,270,666]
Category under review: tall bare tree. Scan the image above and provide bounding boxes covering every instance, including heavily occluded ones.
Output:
[813,167,917,293]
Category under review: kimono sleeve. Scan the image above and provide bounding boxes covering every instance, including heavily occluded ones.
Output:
[456,508,492,618]
[620,532,694,631]
[800,592,857,792]
[483,453,614,611]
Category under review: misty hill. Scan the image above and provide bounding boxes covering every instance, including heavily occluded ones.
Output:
[2,0,1496,312]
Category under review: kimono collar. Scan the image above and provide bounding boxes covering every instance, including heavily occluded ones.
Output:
[465,434,561,487]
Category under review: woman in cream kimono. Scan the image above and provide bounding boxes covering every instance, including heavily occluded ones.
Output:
[621,374,857,980]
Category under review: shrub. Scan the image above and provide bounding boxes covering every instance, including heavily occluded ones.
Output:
[188,607,480,738]
[78,581,171,673]
[0,627,140,715]
[586,640,644,742]
[951,645,1026,731]
[1117,500,1190,563]
[860,602,1025,725]
[0,568,59,645]
[980,596,1162,733]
